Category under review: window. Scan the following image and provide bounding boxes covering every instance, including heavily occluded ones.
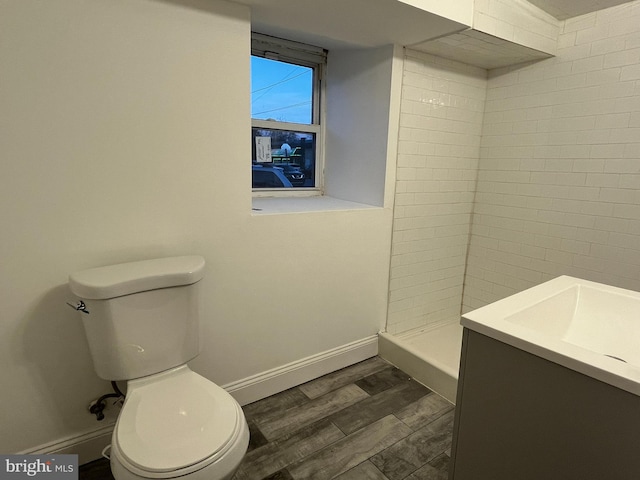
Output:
[251,33,326,193]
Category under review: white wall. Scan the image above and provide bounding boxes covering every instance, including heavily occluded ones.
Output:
[0,0,393,455]
[325,45,399,207]
[464,0,640,311]
[387,50,486,334]
[398,0,474,26]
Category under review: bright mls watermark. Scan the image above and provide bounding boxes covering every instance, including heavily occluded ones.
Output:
[1,455,77,480]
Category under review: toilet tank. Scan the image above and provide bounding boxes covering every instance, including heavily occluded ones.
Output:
[69,256,205,381]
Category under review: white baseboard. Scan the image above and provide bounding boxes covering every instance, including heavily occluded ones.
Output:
[20,423,115,466]
[22,335,378,464]
[223,335,379,406]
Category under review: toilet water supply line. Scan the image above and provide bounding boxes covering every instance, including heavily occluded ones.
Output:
[89,381,125,421]
[101,445,112,461]
[92,382,125,462]
[96,383,124,461]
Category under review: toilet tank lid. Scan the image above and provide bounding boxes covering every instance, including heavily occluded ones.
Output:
[69,256,205,300]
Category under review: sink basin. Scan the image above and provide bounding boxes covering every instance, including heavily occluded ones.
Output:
[462,276,640,396]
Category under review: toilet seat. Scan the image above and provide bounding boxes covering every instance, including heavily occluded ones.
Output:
[113,366,244,478]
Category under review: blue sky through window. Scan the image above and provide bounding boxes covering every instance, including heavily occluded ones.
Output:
[251,56,313,125]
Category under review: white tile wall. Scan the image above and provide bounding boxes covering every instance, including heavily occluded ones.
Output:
[463,0,640,312]
[389,0,640,333]
[388,50,487,334]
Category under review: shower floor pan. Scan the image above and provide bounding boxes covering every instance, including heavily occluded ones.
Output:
[379,321,462,404]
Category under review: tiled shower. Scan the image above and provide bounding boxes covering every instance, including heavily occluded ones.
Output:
[388,51,486,335]
[387,0,640,339]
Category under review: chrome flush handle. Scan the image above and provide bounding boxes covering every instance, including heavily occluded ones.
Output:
[67,300,90,314]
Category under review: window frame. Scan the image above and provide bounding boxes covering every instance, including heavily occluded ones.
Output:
[251,33,327,196]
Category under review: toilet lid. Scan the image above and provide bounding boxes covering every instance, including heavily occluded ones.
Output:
[115,367,241,473]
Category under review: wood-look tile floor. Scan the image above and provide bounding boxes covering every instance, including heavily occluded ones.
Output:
[79,357,454,480]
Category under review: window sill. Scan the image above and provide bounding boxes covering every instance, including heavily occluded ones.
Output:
[251,195,380,215]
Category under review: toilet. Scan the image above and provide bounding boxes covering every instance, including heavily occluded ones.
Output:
[69,256,249,480]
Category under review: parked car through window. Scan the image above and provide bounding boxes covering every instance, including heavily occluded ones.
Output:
[251,165,293,188]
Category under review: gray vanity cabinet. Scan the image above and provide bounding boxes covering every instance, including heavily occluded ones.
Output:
[448,328,640,480]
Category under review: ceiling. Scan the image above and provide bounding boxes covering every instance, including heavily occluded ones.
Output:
[528,0,633,20]
[231,0,636,71]
[411,30,553,70]
[233,0,469,50]
[234,0,638,53]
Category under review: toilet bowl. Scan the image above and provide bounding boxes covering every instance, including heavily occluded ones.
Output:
[110,366,249,480]
[69,256,249,480]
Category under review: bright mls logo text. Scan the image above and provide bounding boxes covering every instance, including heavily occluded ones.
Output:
[1,455,77,480]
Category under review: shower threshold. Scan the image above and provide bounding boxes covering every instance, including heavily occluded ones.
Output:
[379,320,463,404]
